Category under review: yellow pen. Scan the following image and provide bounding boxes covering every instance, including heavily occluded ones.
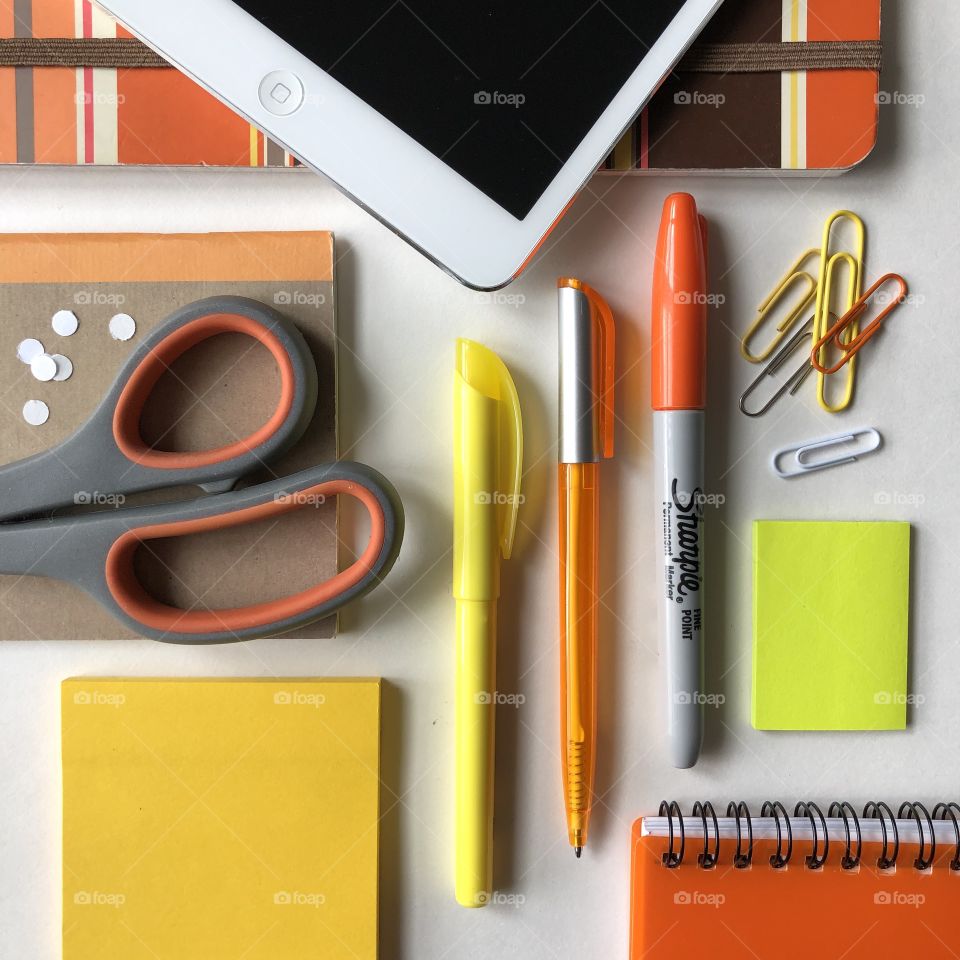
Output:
[453,338,523,908]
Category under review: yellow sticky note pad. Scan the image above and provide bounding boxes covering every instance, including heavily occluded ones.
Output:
[62,678,380,960]
[752,522,911,730]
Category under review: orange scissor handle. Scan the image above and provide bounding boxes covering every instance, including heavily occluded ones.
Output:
[105,475,388,640]
[113,309,301,471]
[0,460,404,643]
[0,296,320,523]
[811,274,907,376]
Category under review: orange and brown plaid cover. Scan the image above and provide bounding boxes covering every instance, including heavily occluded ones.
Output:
[1,0,293,165]
[604,0,882,173]
[1,0,881,172]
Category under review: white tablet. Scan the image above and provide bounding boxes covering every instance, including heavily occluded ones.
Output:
[98,1,724,289]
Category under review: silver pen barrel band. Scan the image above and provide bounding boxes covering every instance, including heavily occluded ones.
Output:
[558,285,603,464]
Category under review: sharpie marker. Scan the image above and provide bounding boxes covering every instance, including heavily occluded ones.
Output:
[651,193,708,770]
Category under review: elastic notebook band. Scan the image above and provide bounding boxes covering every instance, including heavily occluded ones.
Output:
[0,37,168,68]
[680,40,883,74]
[0,37,882,73]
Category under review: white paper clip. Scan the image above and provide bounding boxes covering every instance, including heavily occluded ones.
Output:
[772,428,882,479]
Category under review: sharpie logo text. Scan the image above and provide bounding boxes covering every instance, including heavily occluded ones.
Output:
[670,481,703,600]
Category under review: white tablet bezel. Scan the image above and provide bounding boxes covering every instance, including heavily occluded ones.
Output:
[97,0,724,289]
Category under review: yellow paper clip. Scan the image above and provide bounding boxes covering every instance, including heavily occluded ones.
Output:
[741,248,820,363]
[812,210,865,412]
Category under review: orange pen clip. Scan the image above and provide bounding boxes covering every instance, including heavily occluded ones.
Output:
[557,278,615,857]
[811,273,907,375]
[595,290,615,460]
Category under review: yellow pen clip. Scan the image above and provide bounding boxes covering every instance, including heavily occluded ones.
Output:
[454,338,523,561]
[813,210,865,412]
[453,338,523,908]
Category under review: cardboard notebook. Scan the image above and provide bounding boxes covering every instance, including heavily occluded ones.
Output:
[62,678,380,960]
[1,0,880,175]
[0,231,338,640]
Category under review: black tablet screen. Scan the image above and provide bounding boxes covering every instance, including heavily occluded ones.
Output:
[232,2,688,218]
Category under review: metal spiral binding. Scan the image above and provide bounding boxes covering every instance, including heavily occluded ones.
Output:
[660,801,685,869]
[656,800,960,871]
[692,802,720,869]
[795,801,829,869]
[828,801,862,870]
[761,800,792,869]
[862,801,899,869]
[726,801,753,869]
[898,801,936,870]
[933,802,960,871]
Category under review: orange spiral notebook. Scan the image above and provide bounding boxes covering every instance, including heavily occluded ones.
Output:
[631,801,960,960]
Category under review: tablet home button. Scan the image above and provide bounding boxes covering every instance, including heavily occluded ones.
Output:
[258,70,304,116]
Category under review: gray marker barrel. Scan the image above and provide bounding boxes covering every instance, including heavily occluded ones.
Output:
[654,409,705,769]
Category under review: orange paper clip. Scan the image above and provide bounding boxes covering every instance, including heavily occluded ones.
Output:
[811,274,907,375]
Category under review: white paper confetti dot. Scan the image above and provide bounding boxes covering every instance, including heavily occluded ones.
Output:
[17,338,44,364]
[52,309,79,337]
[30,353,58,382]
[109,313,136,342]
[51,354,74,381]
[22,400,49,426]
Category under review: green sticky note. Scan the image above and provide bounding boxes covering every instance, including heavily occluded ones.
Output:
[752,521,911,730]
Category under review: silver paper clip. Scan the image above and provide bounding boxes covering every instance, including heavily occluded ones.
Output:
[772,428,882,479]
[739,318,815,418]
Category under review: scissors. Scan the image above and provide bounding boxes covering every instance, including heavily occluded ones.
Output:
[0,296,403,644]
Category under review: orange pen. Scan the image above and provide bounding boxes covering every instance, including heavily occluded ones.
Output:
[557,278,615,857]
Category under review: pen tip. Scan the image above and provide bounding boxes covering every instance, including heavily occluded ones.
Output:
[574,846,582,859]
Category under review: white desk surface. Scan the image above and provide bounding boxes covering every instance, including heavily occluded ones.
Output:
[2,3,958,957]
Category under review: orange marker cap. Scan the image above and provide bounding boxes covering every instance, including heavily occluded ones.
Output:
[651,193,709,411]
